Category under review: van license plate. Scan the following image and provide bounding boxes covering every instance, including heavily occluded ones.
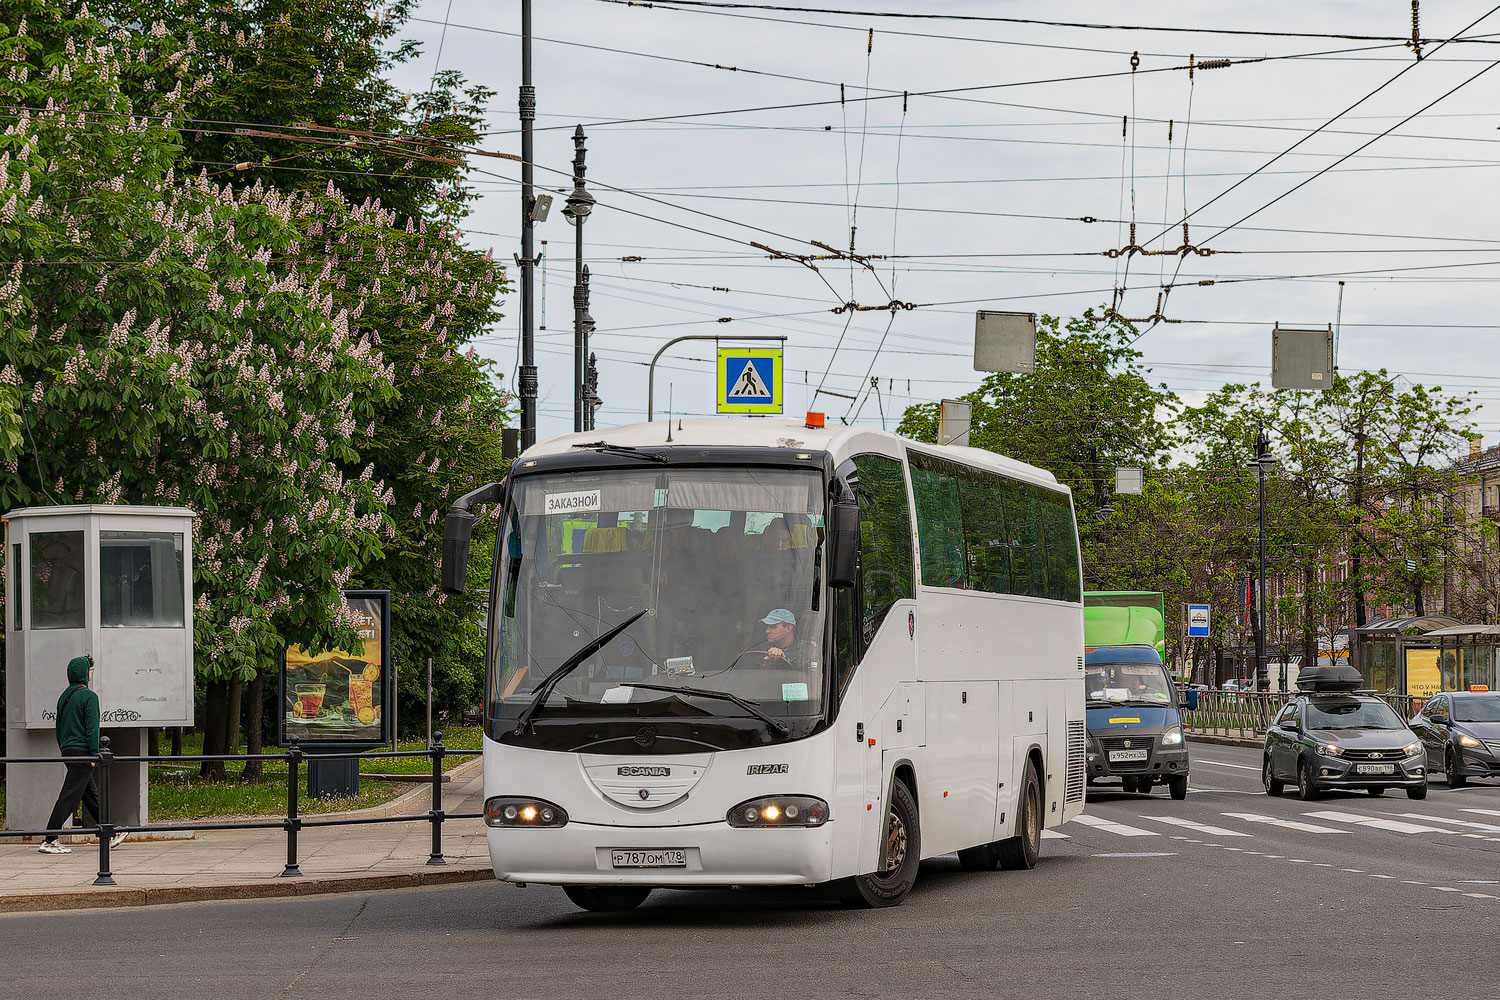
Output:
[1355,763,1396,775]
[611,849,687,868]
[1109,749,1149,763]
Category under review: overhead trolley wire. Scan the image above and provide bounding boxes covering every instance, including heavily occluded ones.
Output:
[601,0,1500,44]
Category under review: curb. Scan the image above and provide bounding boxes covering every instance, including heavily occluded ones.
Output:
[1187,733,1262,748]
[0,865,496,914]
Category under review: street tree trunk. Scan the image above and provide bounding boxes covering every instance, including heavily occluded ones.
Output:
[1302,562,1317,672]
[199,680,228,780]
[225,677,243,760]
[242,672,264,783]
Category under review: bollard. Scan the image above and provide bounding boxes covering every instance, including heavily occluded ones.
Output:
[94,736,116,886]
[281,738,302,877]
[427,731,446,865]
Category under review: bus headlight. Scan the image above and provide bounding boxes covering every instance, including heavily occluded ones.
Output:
[726,796,829,828]
[486,796,568,828]
[1160,727,1184,747]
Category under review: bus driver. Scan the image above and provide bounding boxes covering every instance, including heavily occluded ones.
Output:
[759,608,815,670]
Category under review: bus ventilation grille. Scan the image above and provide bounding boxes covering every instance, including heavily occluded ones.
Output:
[1064,719,1086,803]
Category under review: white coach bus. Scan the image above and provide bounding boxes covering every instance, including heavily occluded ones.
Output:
[441,417,1086,910]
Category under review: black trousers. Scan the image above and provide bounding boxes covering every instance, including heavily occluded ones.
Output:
[44,762,101,839]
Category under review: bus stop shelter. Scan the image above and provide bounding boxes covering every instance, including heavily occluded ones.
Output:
[1417,623,1499,693]
[1350,615,1461,697]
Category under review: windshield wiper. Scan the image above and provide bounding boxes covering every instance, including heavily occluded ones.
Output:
[618,683,791,737]
[571,441,669,464]
[512,609,651,735]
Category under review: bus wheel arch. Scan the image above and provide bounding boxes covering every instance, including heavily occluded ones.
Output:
[835,763,921,908]
[997,753,1043,871]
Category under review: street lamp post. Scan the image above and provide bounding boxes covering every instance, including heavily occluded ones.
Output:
[563,125,594,433]
[1252,425,1274,691]
[518,0,538,449]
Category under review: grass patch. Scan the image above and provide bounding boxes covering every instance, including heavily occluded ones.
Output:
[2,727,483,824]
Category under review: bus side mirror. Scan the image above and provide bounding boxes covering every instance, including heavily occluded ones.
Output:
[828,496,859,590]
[442,510,476,595]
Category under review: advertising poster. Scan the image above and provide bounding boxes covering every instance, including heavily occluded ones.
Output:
[279,590,391,747]
[1404,648,1441,699]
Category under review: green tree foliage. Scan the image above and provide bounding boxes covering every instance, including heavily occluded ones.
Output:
[0,2,392,677]
[896,307,1476,683]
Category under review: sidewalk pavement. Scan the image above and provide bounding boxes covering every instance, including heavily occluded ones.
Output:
[0,758,494,914]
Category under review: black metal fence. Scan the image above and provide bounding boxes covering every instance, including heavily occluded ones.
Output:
[1181,688,1427,740]
[0,732,482,887]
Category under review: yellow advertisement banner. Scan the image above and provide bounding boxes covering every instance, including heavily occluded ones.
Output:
[1404,648,1441,698]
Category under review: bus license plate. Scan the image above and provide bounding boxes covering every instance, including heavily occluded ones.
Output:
[611,849,687,868]
[1109,749,1148,763]
[1355,763,1396,775]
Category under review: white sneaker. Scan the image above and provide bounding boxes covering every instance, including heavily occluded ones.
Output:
[109,830,128,849]
[38,842,71,855]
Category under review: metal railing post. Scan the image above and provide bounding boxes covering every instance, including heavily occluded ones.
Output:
[94,736,116,886]
[427,731,446,865]
[281,739,302,877]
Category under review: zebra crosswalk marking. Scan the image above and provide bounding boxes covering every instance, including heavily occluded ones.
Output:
[1068,814,1158,837]
[1303,810,1456,835]
[1220,812,1347,834]
[1137,816,1249,838]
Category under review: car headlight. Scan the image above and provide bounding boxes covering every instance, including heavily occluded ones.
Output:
[727,795,829,828]
[1316,742,1344,758]
[1160,727,1184,747]
[1458,734,1482,749]
[485,796,568,828]
[1403,741,1423,757]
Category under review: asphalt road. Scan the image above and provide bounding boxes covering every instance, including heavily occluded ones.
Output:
[5,741,1499,1000]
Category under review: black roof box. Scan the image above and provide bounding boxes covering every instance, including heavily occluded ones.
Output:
[1296,664,1363,693]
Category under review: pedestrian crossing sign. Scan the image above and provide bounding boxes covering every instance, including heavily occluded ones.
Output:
[716,347,783,414]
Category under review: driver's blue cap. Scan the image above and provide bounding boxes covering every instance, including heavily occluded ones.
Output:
[761,608,796,626]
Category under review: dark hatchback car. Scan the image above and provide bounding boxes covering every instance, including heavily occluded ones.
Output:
[1262,666,1427,801]
[1409,692,1500,787]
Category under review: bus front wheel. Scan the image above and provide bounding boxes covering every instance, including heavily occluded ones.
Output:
[997,759,1042,871]
[836,778,921,908]
[563,886,653,912]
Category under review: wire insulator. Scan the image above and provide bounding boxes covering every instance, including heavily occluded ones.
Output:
[1409,1,1423,60]
[1197,58,1232,71]
[1122,115,1128,139]
[1130,50,1140,71]
[1168,119,1174,142]
[867,27,874,54]
[1188,53,1195,80]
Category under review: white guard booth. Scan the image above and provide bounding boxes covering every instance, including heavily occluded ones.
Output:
[4,505,195,835]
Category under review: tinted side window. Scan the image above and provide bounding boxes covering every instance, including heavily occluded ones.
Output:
[957,467,1010,594]
[1001,482,1043,598]
[850,454,915,642]
[909,454,967,589]
[1037,489,1081,603]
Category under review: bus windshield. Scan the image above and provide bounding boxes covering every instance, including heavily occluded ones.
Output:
[492,466,827,725]
[1085,661,1174,706]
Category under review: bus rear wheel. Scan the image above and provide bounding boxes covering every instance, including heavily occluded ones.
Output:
[837,778,921,908]
[997,759,1042,871]
[563,886,653,912]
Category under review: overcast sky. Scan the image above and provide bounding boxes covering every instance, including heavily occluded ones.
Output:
[388,1,1500,449]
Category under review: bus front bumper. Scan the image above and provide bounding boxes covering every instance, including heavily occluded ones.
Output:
[488,821,836,887]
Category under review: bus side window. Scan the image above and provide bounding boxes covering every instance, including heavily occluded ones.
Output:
[850,454,914,644]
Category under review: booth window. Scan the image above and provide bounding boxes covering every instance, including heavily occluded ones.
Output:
[31,531,86,629]
[101,531,186,628]
[10,542,20,631]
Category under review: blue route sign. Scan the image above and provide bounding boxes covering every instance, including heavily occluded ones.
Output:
[1186,604,1210,638]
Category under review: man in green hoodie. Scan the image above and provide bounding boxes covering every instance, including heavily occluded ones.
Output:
[39,655,125,854]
